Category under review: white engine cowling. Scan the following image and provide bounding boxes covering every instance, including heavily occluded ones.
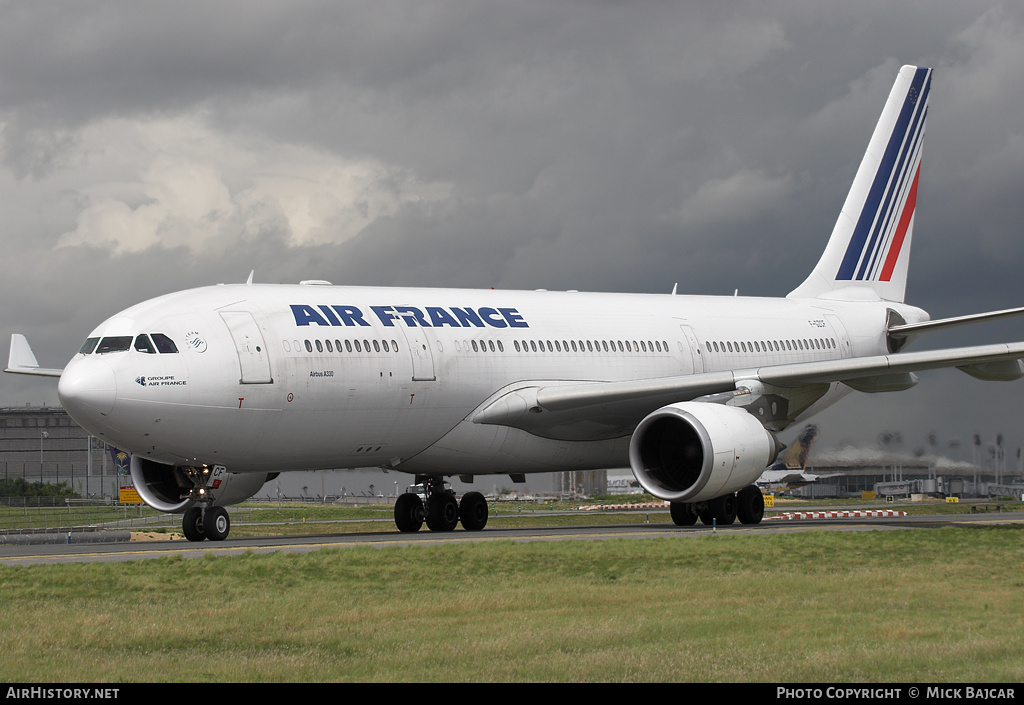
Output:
[628,402,780,503]
[130,456,272,513]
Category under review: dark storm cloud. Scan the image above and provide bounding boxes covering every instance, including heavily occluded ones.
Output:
[1,1,1023,455]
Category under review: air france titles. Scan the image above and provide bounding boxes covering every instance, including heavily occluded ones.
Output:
[290,304,529,329]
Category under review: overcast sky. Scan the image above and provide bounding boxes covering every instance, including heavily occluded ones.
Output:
[1,1,1023,463]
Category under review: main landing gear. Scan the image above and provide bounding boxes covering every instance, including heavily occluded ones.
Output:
[669,485,765,527]
[394,476,488,533]
[181,505,231,542]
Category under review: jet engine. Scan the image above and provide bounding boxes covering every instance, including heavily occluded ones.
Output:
[130,456,272,513]
[628,402,781,503]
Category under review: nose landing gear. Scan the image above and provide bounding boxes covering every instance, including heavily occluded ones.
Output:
[181,505,231,542]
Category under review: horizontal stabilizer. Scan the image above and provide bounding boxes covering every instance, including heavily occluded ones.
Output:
[888,305,1024,350]
[5,334,63,378]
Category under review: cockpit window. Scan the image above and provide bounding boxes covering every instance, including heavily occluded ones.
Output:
[96,336,133,354]
[151,334,179,354]
[79,338,100,355]
[134,335,156,354]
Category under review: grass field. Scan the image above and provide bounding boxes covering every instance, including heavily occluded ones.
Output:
[2,525,1023,682]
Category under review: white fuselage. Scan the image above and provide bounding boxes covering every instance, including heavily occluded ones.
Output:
[56,283,923,478]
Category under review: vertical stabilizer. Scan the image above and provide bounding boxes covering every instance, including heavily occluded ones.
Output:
[789,65,931,303]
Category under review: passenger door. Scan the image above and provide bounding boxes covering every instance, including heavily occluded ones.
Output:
[219,311,273,384]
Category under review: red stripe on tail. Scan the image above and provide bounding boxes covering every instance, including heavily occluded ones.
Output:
[880,165,920,282]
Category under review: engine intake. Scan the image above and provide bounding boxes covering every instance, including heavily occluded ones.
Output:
[628,402,780,503]
[130,456,272,513]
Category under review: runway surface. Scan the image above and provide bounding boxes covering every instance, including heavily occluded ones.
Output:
[2,509,1022,566]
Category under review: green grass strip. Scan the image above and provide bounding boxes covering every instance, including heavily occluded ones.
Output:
[2,525,1024,682]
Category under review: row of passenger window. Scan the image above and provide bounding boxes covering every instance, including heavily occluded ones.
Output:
[454,339,672,354]
[80,334,179,355]
[510,339,670,354]
[285,339,401,355]
[288,336,673,356]
[705,337,837,354]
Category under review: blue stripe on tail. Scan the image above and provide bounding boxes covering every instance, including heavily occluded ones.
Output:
[837,67,930,281]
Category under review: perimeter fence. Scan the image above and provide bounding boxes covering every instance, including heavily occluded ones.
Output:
[0,498,331,535]
[0,498,176,534]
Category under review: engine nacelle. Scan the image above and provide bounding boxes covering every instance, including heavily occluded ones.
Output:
[130,456,272,514]
[628,402,780,503]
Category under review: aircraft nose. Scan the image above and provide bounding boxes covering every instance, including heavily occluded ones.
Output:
[58,358,117,418]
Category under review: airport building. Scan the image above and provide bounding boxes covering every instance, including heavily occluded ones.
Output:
[756,423,1024,500]
[762,453,1024,500]
[0,406,116,496]
[556,469,608,498]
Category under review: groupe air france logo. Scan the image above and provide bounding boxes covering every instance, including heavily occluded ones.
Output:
[135,375,187,387]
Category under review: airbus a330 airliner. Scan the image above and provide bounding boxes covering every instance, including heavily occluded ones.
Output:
[8,65,1024,540]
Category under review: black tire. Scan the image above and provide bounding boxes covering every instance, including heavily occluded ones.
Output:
[394,493,424,533]
[708,493,737,525]
[459,492,489,531]
[426,492,459,532]
[205,506,230,541]
[182,507,205,542]
[670,502,698,526]
[736,485,765,525]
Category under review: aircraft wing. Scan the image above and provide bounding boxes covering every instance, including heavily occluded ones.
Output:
[473,341,1024,440]
[4,334,64,377]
